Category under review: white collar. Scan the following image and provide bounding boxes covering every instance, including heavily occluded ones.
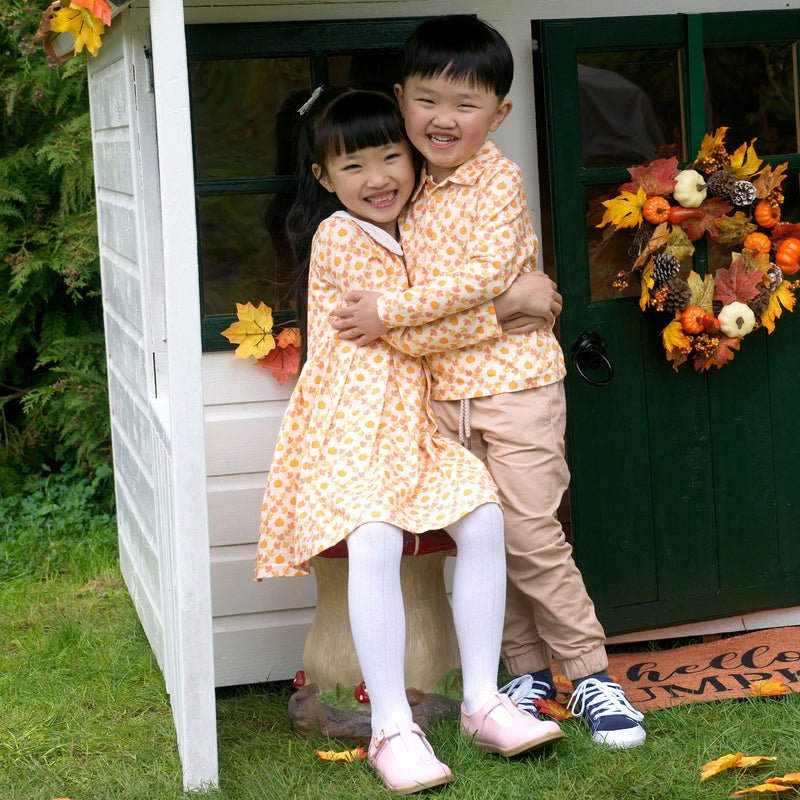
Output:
[330,210,404,256]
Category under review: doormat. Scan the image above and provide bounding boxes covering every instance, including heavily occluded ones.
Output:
[600,627,800,712]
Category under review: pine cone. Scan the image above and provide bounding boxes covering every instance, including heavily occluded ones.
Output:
[764,263,783,291]
[652,253,680,287]
[731,180,757,206]
[663,276,691,315]
[703,169,735,198]
[748,286,771,315]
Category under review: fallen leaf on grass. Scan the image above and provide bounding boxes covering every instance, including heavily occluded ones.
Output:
[731,785,792,794]
[767,774,800,785]
[701,753,776,780]
[316,747,366,762]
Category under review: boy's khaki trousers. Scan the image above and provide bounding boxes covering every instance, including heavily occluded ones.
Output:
[433,381,609,681]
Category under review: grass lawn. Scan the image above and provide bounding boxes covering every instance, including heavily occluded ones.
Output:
[2,481,800,799]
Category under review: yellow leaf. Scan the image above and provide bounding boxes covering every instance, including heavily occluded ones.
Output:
[663,224,695,263]
[747,678,788,697]
[735,756,779,767]
[639,260,655,311]
[760,281,796,334]
[220,301,276,360]
[687,270,715,314]
[695,127,729,165]
[597,187,647,230]
[315,747,366,762]
[728,139,763,180]
[702,753,744,780]
[50,3,105,56]
[767,774,800,785]
[731,785,792,794]
[662,317,691,371]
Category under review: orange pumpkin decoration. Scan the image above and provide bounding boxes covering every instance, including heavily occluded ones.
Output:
[776,237,800,275]
[642,196,670,224]
[680,305,705,334]
[743,231,771,256]
[754,200,780,228]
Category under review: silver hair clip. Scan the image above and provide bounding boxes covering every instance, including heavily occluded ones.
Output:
[298,85,324,116]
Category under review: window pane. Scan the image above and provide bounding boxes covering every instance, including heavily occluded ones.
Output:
[198,194,290,317]
[328,50,405,94]
[704,43,799,156]
[190,58,311,180]
[578,51,684,168]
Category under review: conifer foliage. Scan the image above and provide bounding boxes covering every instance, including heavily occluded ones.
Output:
[0,2,109,492]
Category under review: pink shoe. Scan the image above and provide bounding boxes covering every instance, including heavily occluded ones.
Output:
[461,693,565,757]
[368,720,455,795]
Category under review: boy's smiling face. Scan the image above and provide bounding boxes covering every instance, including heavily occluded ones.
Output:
[395,73,512,183]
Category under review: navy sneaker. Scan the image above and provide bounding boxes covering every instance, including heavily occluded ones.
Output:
[499,672,557,719]
[566,677,646,748]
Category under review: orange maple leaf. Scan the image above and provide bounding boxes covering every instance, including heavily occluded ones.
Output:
[255,343,301,385]
[747,678,789,697]
[276,326,302,349]
[694,335,741,371]
[753,163,788,199]
[533,698,574,720]
[552,674,574,695]
[713,257,764,305]
[681,198,734,242]
[597,187,646,230]
[731,785,792,794]
[70,0,112,25]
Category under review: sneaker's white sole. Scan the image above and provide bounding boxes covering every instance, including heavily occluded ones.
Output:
[592,726,647,749]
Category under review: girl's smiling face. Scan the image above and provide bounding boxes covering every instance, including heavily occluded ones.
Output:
[314,141,416,238]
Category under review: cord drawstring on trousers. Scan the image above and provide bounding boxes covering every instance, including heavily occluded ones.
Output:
[459,398,472,450]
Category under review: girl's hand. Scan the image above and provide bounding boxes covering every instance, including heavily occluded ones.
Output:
[494,271,562,327]
[330,290,388,345]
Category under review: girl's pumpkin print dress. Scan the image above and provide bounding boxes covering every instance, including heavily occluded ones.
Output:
[254,211,498,579]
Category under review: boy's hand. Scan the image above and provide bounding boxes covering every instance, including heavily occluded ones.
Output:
[330,290,388,345]
[494,271,562,327]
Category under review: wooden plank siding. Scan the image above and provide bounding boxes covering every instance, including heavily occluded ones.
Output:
[202,353,315,685]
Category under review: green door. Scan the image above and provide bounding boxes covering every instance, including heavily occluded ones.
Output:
[533,11,800,635]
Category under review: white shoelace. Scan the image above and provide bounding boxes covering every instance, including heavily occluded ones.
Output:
[499,675,553,714]
[566,678,644,722]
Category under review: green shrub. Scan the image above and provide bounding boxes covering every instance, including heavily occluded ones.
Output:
[0,1,109,492]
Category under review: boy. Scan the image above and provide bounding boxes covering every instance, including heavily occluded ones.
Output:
[331,15,645,748]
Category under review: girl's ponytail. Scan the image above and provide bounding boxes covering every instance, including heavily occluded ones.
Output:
[283,88,347,350]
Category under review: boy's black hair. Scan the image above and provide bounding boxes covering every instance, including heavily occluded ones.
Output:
[283,88,410,357]
[401,15,513,98]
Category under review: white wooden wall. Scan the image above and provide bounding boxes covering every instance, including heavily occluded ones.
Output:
[88,6,218,791]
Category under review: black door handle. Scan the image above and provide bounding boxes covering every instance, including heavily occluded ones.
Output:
[571,332,613,386]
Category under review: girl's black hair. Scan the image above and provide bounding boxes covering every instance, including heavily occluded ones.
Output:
[283,88,409,355]
[401,15,513,98]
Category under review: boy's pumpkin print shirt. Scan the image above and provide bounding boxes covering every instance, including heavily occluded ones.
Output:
[376,140,566,401]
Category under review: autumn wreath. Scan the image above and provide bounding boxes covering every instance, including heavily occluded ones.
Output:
[598,127,798,371]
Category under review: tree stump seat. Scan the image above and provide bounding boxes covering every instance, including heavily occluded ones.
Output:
[303,529,460,693]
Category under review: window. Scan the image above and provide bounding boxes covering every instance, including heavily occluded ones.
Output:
[186,19,425,350]
[534,11,800,304]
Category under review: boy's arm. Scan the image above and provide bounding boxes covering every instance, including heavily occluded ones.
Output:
[379,165,534,327]
[331,270,562,349]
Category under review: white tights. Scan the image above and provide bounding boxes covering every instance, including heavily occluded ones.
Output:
[346,502,506,749]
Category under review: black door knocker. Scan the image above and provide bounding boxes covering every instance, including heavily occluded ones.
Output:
[571,332,614,386]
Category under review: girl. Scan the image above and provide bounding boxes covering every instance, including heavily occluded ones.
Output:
[254,88,563,795]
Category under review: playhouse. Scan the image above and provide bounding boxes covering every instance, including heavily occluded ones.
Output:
[45,0,800,789]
